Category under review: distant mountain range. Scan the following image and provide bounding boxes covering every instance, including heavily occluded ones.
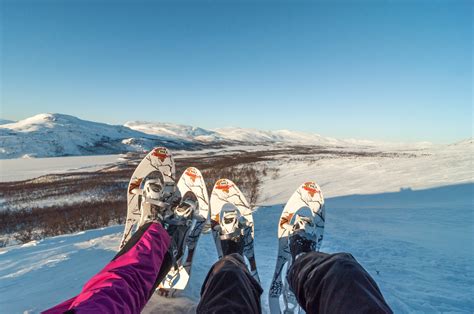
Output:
[123,120,347,146]
[0,119,14,125]
[0,113,453,159]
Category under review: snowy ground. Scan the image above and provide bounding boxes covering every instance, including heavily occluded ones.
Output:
[0,141,472,313]
[259,142,472,203]
[0,183,472,313]
[0,154,124,182]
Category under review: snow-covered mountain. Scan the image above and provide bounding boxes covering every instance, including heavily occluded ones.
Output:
[0,114,195,159]
[0,112,462,159]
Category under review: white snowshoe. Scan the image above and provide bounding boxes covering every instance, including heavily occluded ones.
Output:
[158,167,210,297]
[121,147,176,248]
[210,179,260,282]
[269,181,325,314]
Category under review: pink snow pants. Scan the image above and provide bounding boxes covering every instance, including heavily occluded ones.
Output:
[42,222,170,314]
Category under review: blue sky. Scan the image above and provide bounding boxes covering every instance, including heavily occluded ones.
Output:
[1,0,472,143]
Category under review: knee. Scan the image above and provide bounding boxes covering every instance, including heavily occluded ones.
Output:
[222,253,246,265]
[211,254,247,275]
[331,252,356,263]
[327,253,364,276]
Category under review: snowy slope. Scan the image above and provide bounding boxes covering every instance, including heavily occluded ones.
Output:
[0,114,195,159]
[0,141,472,313]
[259,140,473,204]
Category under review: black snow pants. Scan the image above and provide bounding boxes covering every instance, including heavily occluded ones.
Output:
[287,252,393,314]
[197,252,392,314]
[197,253,263,313]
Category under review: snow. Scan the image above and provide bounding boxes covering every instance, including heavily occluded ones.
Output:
[0,183,472,313]
[0,154,124,182]
[0,227,121,313]
[259,143,472,205]
[0,139,472,313]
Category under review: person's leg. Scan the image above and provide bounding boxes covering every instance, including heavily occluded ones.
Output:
[197,253,263,314]
[42,222,171,314]
[287,252,392,314]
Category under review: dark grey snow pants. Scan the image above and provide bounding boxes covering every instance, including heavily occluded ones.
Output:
[197,252,392,314]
